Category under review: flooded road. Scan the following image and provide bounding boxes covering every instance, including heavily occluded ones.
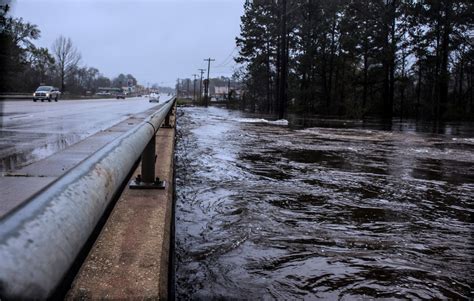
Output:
[0,95,170,172]
[175,106,473,300]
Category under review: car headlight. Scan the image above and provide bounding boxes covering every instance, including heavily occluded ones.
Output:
[46,93,50,96]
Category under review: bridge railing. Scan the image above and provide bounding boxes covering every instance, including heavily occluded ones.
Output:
[0,97,176,299]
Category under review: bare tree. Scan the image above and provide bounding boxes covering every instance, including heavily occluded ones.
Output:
[52,35,81,92]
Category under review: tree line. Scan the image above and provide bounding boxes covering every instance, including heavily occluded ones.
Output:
[176,76,242,100]
[235,0,473,121]
[0,5,137,95]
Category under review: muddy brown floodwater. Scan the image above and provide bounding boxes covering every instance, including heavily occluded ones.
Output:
[175,106,473,300]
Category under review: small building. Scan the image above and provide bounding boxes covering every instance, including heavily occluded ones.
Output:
[97,87,123,95]
[213,86,229,101]
[122,86,136,94]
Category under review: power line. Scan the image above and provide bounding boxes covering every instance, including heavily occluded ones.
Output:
[217,46,237,66]
[213,65,236,69]
[216,46,238,67]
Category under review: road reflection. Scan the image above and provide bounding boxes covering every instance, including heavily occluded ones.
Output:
[0,95,169,171]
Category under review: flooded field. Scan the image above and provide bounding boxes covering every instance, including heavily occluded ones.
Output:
[175,106,473,300]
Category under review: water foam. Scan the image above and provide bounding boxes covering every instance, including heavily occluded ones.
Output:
[235,118,289,126]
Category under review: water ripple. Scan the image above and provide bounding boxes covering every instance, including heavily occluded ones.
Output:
[175,107,474,300]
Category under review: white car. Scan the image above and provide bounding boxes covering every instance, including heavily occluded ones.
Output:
[149,93,160,103]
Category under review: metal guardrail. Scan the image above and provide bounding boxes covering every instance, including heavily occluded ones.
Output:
[0,97,176,299]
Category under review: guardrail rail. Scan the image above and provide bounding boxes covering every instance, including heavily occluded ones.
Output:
[0,97,176,299]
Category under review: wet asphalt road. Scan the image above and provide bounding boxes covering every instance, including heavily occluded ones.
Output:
[0,95,171,172]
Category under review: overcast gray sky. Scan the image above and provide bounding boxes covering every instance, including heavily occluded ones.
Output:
[11,0,244,87]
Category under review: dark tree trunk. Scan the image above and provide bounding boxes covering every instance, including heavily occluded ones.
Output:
[363,51,369,114]
[266,42,271,114]
[458,56,464,104]
[400,48,407,122]
[277,0,288,120]
[275,34,281,115]
[339,56,346,114]
[470,61,473,114]
[334,55,340,113]
[327,15,337,113]
[433,11,443,121]
[438,3,452,121]
[60,68,65,92]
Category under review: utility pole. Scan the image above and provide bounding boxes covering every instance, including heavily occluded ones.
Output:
[226,78,232,109]
[198,69,205,104]
[192,74,197,103]
[186,79,190,98]
[203,58,215,107]
[176,78,180,97]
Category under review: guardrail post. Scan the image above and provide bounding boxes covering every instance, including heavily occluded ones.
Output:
[162,105,174,128]
[142,135,157,182]
[129,134,166,189]
[130,99,176,189]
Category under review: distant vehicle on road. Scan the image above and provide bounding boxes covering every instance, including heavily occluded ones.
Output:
[115,92,126,99]
[149,92,160,103]
[96,91,111,97]
[33,86,60,102]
